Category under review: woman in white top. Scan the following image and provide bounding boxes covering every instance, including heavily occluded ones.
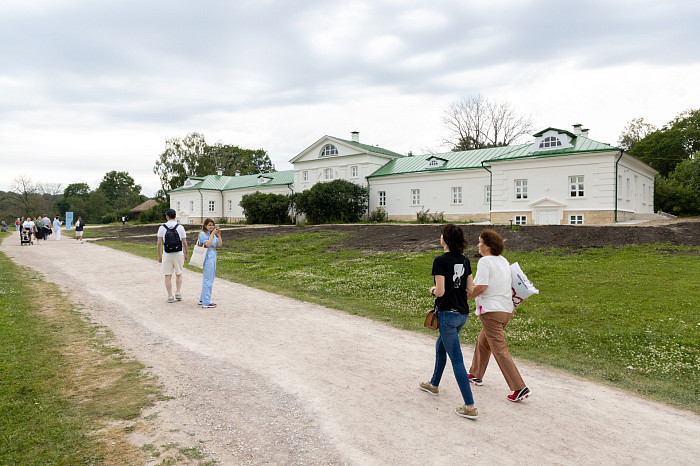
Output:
[468,229,531,403]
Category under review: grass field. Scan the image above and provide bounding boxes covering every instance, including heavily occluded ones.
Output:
[100,230,700,413]
[0,232,161,464]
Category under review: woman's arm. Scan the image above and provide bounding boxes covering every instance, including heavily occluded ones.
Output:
[203,233,215,247]
[468,283,488,300]
[215,228,223,247]
[430,275,446,297]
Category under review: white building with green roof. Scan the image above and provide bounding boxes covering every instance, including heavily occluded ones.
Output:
[169,126,657,225]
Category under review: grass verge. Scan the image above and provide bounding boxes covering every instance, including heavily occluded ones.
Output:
[0,235,162,464]
[96,233,700,413]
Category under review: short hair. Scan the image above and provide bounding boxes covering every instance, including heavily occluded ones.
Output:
[165,208,177,219]
[479,229,504,256]
[441,223,467,254]
[201,218,214,232]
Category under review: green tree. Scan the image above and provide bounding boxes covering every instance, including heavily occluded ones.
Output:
[630,109,700,177]
[153,133,275,192]
[294,179,368,224]
[98,171,144,211]
[618,117,657,152]
[655,156,700,216]
[63,183,91,199]
[239,192,293,224]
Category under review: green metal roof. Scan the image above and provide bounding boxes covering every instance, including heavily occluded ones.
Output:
[367,136,619,178]
[169,170,294,193]
[331,137,406,158]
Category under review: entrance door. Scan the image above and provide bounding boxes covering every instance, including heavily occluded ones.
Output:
[537,210,559,225]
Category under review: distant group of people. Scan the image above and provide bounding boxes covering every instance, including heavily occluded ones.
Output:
[156,209,222,308]
[10,215,85,244]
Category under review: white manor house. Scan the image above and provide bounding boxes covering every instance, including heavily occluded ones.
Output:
[169,125,658,226]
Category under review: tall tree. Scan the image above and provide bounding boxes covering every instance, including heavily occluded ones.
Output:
[442,95,534,151]
[153,133,275,192]
[98,170,143,211]
[8,175,41,217]
[618,117,657,152]
[63,182,92,199]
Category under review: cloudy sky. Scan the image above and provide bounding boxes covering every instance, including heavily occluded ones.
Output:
[1,0,699,196]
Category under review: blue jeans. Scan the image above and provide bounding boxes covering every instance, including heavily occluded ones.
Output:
[430,311,475,406]
[199,250,217,305]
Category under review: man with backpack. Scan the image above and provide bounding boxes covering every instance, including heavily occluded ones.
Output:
[157,209,188,303]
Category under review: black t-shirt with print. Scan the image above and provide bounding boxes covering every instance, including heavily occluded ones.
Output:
[432,252,472,314]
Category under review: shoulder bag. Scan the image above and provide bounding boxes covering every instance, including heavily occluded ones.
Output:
[189,239,206,269]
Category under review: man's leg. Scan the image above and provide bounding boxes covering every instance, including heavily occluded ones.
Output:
[164,274,173,297]
[175,273,183,294]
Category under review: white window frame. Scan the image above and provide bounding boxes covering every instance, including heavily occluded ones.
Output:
[485,185,491,204]
[411,189,421,206]
[515,179,528,200]
[452,187,462,204]
[303,170,308,182]
[378,191,386,207]
[228,200,232,211]
[189,200,194,212]
[320,144,338,157]
[351,165,359,178]
[569,176,584,198]
[539,136,562,148]
[428,159,440,167]
[208,200,215,212]
[569,214,584,225]
[176,201,180,211]
[514,215,527,225]
[324,168,334,180]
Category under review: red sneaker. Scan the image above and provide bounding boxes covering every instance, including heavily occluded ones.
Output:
[507,387,531,402]
[468,373,483,386]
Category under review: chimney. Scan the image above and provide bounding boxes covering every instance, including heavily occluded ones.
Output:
[234,170,241,177]
[572,124,582,136]
[351,131,359,142]
[581,128,589,137]
[216,168,223,176]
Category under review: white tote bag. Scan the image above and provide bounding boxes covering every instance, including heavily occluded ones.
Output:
[510,262,539,308]
[189,243,206,269]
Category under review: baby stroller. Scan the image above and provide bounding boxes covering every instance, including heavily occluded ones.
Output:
[20,227,33,246]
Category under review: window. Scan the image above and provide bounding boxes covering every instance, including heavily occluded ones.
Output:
[642,183,646,204]
[514,215,527,225]
[208,201,215,212]
[176,201,180,211]
[351,166,358,178]
[428,159,439,167]
[626,178,630,199]
[515,179,528,199]
[452,187,462,204]
[411,189,421,205]
[539,136,562,148]
[258,177,268,184]
[303,171,308,181]
[228,200,232,211]
[378,191,386,207]
[570,215,584,225]
[320,144,338,157]
[189,201,194,211]
[570,176,584,197]
[485,185,491,204]
[324,168,334,180]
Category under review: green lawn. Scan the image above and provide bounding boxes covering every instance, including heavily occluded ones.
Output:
[98,233,700,413]
[0,232,160,464]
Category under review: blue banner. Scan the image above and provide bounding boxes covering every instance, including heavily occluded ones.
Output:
[65,212,73,230]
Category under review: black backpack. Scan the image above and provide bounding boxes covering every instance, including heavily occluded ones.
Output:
[163,224,183,253]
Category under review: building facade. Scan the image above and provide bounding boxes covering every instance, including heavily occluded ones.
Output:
[169,126,658,225]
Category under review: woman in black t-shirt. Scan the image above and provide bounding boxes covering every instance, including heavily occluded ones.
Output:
[419,224,478,419]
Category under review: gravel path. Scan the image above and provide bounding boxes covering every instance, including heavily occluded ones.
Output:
[3,232,700,465]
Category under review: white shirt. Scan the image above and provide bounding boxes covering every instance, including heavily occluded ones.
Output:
[474,255,514,313]
[157,220,186,256]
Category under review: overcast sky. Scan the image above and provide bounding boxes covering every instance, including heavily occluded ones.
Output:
[1,0,699,196]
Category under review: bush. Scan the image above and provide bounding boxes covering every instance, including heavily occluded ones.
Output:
[294,179,368,224]
[138,199,170,224]
[239,192,293,224]
[100,213,118,224]
[416,209,444,223]
[368,207,388,222]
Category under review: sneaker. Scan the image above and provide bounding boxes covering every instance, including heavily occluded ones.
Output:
[507,387,531,402]
[198,301,202,306]
[175,293,182,301]
[419,382,439,396]
[455,405,478,419]
[468,373,483,386]
[167,296,175,303]
[202,303,217,308]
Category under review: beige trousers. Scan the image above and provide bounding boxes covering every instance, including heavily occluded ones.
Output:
[469,311,525,391]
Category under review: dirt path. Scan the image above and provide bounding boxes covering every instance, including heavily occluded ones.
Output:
[3,232,699,465]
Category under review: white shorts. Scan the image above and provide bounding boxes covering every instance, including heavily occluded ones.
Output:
[161,254,184,275]
[75,230,83,238]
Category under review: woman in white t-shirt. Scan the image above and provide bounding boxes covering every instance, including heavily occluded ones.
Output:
[468,229,531,403]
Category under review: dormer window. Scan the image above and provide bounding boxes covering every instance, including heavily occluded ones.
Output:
[320,144,338,157]
[258,177,270,184]
[428,159,440,167]
[184,179,193,187]
[425,157,446,168]
[539,136,562,149]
